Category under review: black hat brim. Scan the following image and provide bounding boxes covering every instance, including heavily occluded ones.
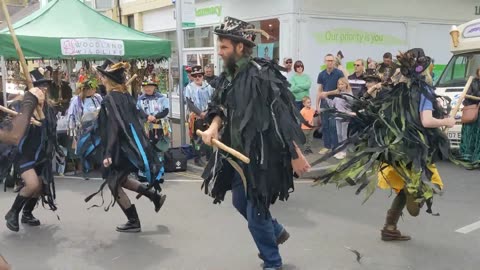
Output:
[214,31,256,47]
[33,79,52,87]
[142,83,157,86]
[364,76,382,83]
[96,66,125,84]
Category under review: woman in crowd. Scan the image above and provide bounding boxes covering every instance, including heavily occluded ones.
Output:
[137,79,171,154]
[289,60,312,110]
[85,61,166,233]
[66,75,103,179]
[459,67,480,163]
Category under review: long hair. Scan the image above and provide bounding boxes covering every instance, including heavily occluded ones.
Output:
[337,77,352,94]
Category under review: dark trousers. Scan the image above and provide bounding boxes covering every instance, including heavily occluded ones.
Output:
[231,173,283,268]
[320,99,338,149]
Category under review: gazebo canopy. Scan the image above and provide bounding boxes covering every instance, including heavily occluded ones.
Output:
[0,0,171,60]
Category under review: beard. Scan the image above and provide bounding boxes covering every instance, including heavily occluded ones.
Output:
[224,51,239,75]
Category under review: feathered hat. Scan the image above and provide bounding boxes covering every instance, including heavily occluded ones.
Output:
[214,16,270,47]
[96,60,130,84]
[397,48,432,78]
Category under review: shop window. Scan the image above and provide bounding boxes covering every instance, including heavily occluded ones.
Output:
[184,27,214,48]
[127,15,134,29]
[95,0,112,10]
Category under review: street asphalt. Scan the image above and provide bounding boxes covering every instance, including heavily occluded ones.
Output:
[1,161,480,270]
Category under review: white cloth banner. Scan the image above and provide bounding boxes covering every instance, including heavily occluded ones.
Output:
[60,38,125,56]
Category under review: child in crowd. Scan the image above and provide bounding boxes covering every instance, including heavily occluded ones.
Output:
[332,77,355,160]
[300,96,316,155]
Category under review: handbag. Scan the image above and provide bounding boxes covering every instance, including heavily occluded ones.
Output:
[164,147,188,172]
[461,104,480,124]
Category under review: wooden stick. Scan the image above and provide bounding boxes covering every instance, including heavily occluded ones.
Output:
[465,94,480,101]
[0,0,44,121]
[451,76,474,117]
[196,130,251,164]
[126,74,138,86]
[0,105,41,126]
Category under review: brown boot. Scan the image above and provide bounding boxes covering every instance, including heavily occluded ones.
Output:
[381,209,411,241]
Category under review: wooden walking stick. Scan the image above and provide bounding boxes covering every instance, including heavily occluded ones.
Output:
[196,130,251,164]
[0,105,42,126]
[445,76,474,132]
[0,0,44,121]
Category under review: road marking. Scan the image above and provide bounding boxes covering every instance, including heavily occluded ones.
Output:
[456,220,480,234]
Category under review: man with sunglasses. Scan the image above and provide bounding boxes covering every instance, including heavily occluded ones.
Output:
[281,57,293,80]
[348,59,367,97]
[185,65,214,167]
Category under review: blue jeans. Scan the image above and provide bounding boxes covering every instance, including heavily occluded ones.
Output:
[231,173,283,268]
[320,99,338,149]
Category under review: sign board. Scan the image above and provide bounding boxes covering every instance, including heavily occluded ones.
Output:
[463,22,480,38]
[182,0,196,28]
[60,38,125,56]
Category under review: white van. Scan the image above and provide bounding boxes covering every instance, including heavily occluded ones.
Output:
[435,19,480,148]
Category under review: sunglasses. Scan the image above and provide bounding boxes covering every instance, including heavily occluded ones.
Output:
[192,74,203,78]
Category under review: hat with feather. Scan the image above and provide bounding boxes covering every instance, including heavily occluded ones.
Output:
[96,60,130,84]
[214,16,270,47]
[397,48,432,78]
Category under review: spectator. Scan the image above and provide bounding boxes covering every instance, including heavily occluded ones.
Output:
[332,77,354,160]
[460,67,480,163]
[289,60,312,110]
[281,57,294,79]
[137,79,171,153]
[300,96,316,155]
[348,59,367,97]
[185,66,214,166]
[316,53,344,154]
[335,50,349,77]
[364,68,383,98]
[377,52,399,84]
[204,64,218,85]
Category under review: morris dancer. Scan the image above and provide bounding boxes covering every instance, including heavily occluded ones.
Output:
[200,17,310,270]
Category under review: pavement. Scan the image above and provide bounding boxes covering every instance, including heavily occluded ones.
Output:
[2,161,480,269]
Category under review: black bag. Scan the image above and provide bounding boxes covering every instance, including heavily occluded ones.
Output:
[164,147,188,172]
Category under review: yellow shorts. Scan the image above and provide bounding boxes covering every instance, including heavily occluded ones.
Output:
[377,164,443,193]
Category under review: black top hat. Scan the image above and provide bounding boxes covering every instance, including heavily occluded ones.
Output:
[214,16,257,47]
[397,48,432,78]
[30,69,52,87]
[364,68,382,83]
[191,65,204,76]
[96,60,128,84]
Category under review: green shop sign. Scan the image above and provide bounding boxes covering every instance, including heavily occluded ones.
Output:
[195,5,222,17]
[315,28,406,46]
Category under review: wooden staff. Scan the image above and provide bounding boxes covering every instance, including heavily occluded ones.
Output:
[450,76,474,118]
[126,74,138,86]
[0,0,44,121]
[196,130,250,164]
[465,94,480,101]
[444,76,474,132]
[0,105,41,126]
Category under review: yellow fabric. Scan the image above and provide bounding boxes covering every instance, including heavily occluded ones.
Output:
[377,164,443,193]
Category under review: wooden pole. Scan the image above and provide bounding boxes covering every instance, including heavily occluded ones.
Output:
[196,130,251,164]
[445,76,474,133]
[465,94,480,101]
[126,74,138,86]
[450,76,474,118]
[0,0,44,120]
[0,105,41,126]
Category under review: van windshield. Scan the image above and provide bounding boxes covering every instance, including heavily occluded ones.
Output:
[437,53,480,88]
